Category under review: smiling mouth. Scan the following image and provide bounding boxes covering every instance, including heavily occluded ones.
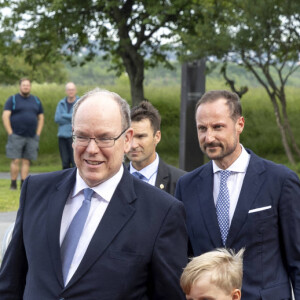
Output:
[129,150,141,155]
[85,160,103,165]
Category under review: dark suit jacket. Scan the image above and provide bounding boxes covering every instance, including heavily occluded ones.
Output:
[155,159,186,196]
[0,167,188,300]
[175,149,300,300]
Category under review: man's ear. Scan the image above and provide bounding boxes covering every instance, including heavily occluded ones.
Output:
[124,128,134,152]
[236,116,245,135]
[154,130,161,146]
[231,289,241,300]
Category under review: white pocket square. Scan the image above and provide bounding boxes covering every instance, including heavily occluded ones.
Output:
[248,206,272,213]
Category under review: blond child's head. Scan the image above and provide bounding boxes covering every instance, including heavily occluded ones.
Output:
[180,248,244,300]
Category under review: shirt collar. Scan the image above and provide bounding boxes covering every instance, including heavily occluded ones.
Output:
[130,153,159,180]
[213,145,250,174]
[72,165,124,202]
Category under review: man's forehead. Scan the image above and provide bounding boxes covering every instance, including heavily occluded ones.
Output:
[21,81,30,86]
[132,118,151,126]
[132,119,154,131]
[75,96,121,124]
[66,87,76,91]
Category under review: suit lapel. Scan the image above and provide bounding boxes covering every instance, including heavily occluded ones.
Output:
[47,168,77,287]
[198,162,223,247]
[226,152,266,247]
[155,160,169,191]
[66,169,136,288]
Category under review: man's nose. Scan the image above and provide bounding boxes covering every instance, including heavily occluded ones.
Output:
[86,138,100,153]
[131,138,139,149]
[205,130,215,143]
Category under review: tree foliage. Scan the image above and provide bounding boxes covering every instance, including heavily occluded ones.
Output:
[179,0,300,164]
[0,54,67,84]
[0,0,191,105]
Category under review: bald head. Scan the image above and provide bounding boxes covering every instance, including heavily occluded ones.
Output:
[72,88,131,130]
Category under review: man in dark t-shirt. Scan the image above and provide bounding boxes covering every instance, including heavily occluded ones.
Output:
[2,78,44,190]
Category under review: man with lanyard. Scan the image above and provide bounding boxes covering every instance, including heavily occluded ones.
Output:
[2,78,44,190]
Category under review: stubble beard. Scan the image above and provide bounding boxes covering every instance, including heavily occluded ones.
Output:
[201,141,237,162]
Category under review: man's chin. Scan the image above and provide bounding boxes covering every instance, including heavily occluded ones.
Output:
[205,150,223,160]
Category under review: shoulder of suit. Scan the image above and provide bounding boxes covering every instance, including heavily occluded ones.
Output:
[246,148,296,178]
[28,168,75,183]
[159,159,186,175]
[135,177,180,204]
[179,161,212,181]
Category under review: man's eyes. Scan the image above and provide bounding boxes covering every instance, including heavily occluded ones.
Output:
[77,136,113,141]
[76,136,89,141]
[198,125,223,131]
[198,126,206,132]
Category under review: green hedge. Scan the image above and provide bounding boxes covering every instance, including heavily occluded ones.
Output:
[0,81,300,172]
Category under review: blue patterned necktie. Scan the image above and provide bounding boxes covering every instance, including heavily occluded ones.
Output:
[216,170,231,246]
[132,171,146,181]
[61,188,94,284]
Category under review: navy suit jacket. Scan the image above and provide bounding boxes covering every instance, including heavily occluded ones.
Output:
[155,159,186,196]
[175,150,300,300]
[0,167,188,299]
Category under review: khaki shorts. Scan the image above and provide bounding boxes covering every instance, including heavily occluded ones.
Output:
[6,133,40,161]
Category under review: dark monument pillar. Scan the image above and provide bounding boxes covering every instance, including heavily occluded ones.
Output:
[179,59,206,171]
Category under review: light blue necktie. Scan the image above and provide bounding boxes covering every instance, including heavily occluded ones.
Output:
[61,188,94,284]
[216,170,231,246]
[132,171,146,181]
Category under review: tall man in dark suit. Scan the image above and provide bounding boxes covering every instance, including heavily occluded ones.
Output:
[126,101,185,196]
[175,90,300,299]
[0,88,188,299]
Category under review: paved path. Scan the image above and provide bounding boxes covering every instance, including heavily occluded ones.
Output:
[0,172,10,179]
[0,172,41,179]
[0,211,17,258]
[0,174,18,250]
[0,174,19,258]
[0,172,42,258]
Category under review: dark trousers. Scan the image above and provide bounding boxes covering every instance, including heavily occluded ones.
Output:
[58,137,75,169]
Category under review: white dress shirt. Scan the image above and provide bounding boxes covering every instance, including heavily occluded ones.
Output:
[213,145,250,225]
[129,153,159,186]
[60,166,124,285]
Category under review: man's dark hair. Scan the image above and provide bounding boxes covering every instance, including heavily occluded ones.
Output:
[131,101,161,133]
[195,90,242,121]
[19,78,31,85]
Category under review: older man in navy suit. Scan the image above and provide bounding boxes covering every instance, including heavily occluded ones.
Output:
[175,90,300,299]
[0,88,188,299]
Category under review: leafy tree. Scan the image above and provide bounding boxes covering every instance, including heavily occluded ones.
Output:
[0,54,67,84]
[179,0,300,164]
[0,0,191,106]
[0,4,67,84]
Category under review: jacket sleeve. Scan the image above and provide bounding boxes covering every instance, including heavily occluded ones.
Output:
[279,170,300,299]
[150,200,188,299]
[0,179,28,299]
[54,100,72,125]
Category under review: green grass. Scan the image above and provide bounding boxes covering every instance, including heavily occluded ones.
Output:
[0,180,21,212]
[0,154,62,173]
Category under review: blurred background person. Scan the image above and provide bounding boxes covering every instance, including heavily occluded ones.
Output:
[2,78,44,190]
[55,82,79,169]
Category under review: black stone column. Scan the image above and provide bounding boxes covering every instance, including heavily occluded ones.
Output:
[179,59,206,171]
